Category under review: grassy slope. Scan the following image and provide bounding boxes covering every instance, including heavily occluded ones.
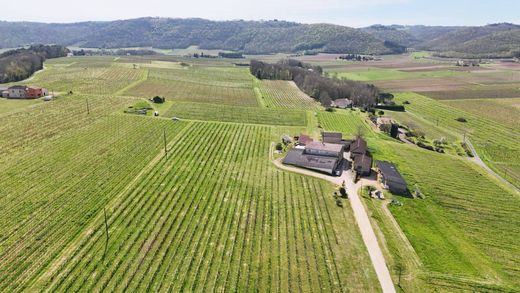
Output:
[394,92,520,187]
[317,111,520,291]
[0,98,43,116]
[442,98,520,129]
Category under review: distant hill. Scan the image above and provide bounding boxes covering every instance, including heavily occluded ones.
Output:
[0,18,398,55]
[400,25,460,42]
[1,19,518,57]
[361,25,420,47]
[418,23,520,57]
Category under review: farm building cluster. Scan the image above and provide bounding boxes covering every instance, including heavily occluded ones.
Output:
[0,85,50,99]
[282,131,407,194]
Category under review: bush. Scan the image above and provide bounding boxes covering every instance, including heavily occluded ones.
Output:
[377,110,385,116]
[275,143,283,151]
[417,141,435,151]
[152,96,165,103]
[339,187,348,198]
[456,117,468,123]
[461,142,474,157]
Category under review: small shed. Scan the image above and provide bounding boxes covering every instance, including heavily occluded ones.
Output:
[298,134,313,146]
[322,132,343,144]
[305,141,344,158]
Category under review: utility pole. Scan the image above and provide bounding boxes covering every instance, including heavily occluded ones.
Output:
[163,130,168,158]
[103,208,109,261]
[86,98,90,114]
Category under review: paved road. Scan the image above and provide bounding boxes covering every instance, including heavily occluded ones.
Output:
[273,159,396,293]
[465,140,519,194]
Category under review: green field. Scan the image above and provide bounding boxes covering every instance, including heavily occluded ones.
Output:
[422,86,520,100]
[333,68,465,81]
[442,98,520,128]
[31,122,378,292]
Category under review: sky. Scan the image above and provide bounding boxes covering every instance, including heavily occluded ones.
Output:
[1,0,519,27]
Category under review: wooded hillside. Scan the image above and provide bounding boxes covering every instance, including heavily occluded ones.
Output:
[0,45,68,83]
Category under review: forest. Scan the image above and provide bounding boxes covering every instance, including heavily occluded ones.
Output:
[250,59,380,106]
[0,45,68,83]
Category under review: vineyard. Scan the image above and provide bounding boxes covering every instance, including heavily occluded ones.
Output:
[164,101,308,126]
[0,121,380,292]
[258,80,323,110]
[124,66,259,107]
[0,94,135,159]
[442,98,520,129]
[20,58,147,96]
[317,110,373,138]
[0,98,41,116]
[0,115,190,291]
[394,92,520,186]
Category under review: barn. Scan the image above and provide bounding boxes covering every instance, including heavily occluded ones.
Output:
[283,141,345,176]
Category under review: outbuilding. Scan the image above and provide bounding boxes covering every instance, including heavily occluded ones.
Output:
[375,161,407,194]
[305,141,344,158]
[332,99,353,109]
[353,153,372,176]
[297,134,313,146]
[349,137,368,158]
[322,131,343,144]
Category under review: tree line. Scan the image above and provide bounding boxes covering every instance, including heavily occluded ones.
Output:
[72,49,158,56]
[0,45,68,83]
[338,54,376,61]
[250,59,380,106]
